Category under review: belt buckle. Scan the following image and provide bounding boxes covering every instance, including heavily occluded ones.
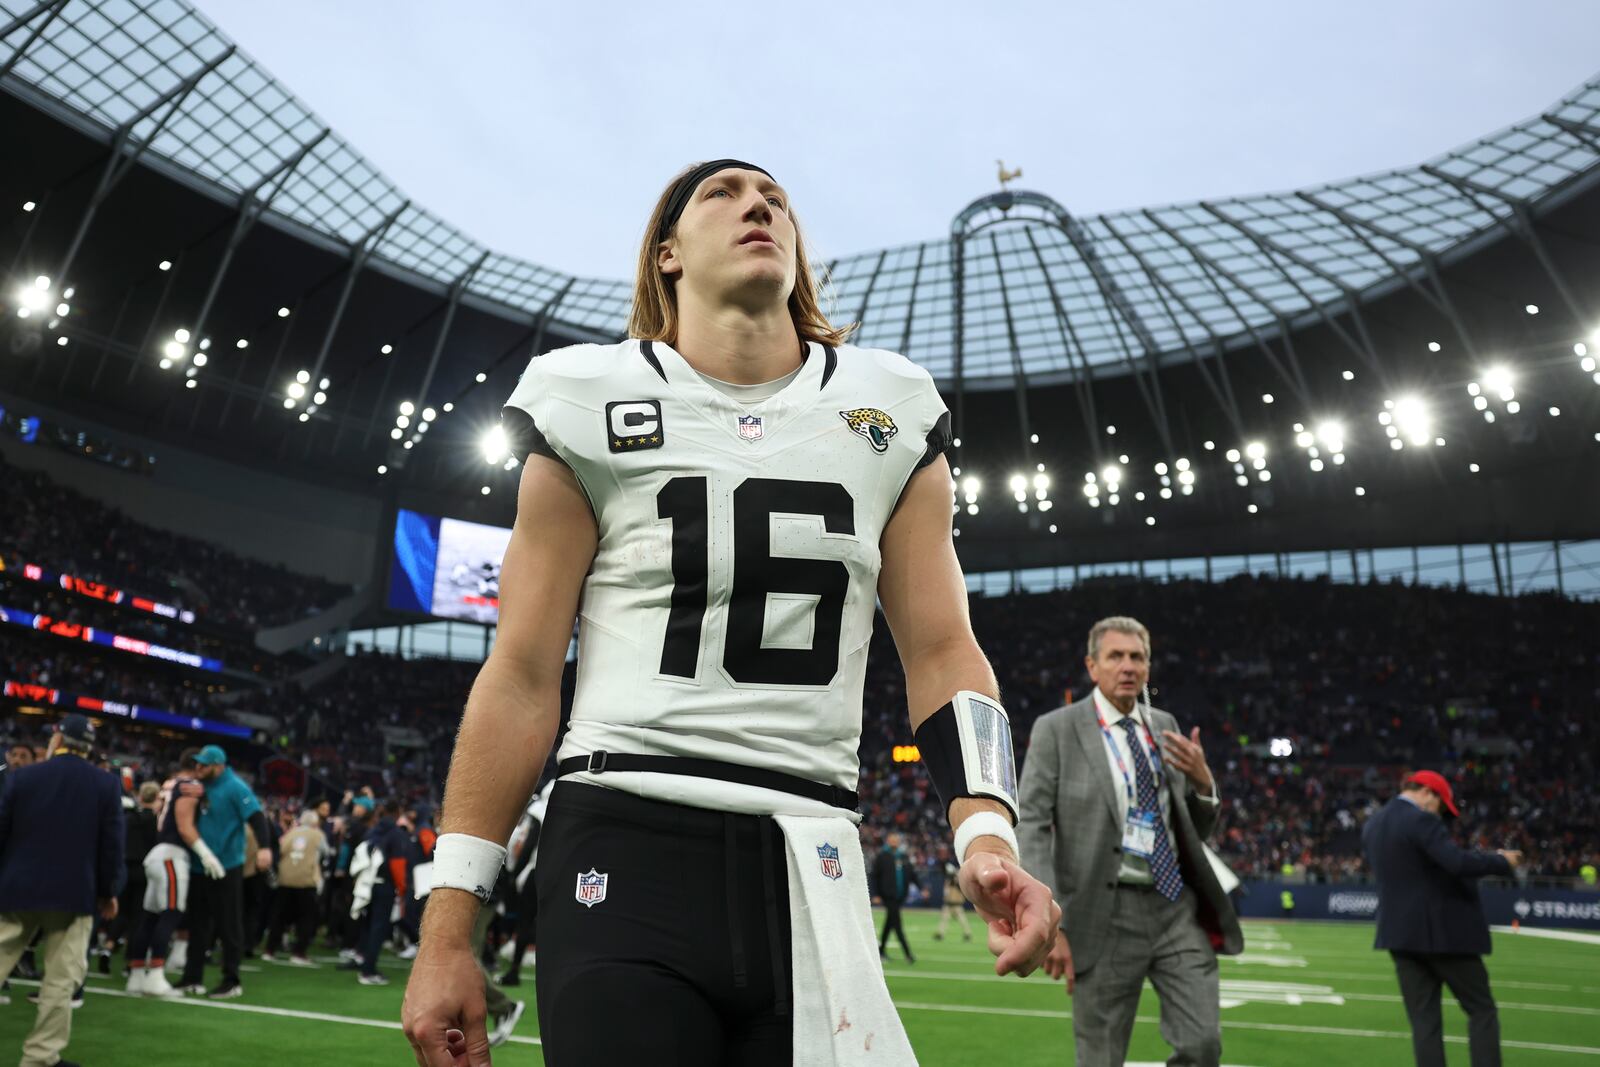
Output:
[587,750,608,774]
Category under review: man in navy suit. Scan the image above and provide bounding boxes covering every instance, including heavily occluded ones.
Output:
[1362,770,1521,1067]
[0,714,125,1067]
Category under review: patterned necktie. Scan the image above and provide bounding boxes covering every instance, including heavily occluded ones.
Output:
[1120,717,1184,902]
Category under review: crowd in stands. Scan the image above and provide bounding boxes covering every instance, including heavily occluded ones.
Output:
[0,454,350,629]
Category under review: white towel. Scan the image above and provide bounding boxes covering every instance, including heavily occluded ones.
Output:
[774,814,918,1066]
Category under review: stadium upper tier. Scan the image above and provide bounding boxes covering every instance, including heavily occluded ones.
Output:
[4,0,1599,385]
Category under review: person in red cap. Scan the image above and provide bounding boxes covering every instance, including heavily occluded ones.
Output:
[1362,769,1522,1067]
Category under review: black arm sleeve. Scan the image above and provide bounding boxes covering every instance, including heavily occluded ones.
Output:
[248,810,276,865]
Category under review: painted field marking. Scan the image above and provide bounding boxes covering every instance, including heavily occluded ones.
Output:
[1492,925,1600,947]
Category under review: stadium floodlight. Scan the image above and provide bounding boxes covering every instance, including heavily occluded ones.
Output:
[287,382,306,400]
[1225,448,1241,463]
[22,201,34,211]
[400,400,415,416]
[185,378,197,389]
[1008,473,1026,493]
[1175,458,1190,472]
[1049,524,1057,534]
[1342,370,1355,381]
[1427,341,1441,353]
[1145,516,1155,526]
[1269,737,1293,757]
[475,372,488,383]
[236,339,248,349]
[1154,461,1168,475]
[422,407,437,422]
[381,343,393,355]
[1469,463,1480,473]
[1525,304,1539,315]
[1261,393,1274,404]
[390,427,403,440]
[320,377,330,390]
[193,353,208,368]
[1083,482,1099,497]
[1032,472,1050,491]
[377,465,387,475]
[1582,357,1597,373]
[312,391,327,405]
[1482,365,1514,401]
[298,412,309,422]
[482,425,509,465]
[960,476,980,502]
[16,278,51,314]
[396,415,410,429]
[1108,493,1120,505]
[282,397,295,409]
[1355,486,1366,496]
[162,341,184,361]
[295,369,310,384]
[1244,441,1266,461]
[158,358,172,370]
[1295,431,1314,448]
[1576,342,1588,356]
[1505,400,1521,415]
[1105,425,1116,435]
[158,260,172,271]
[1316,421,1344,454]
[277,306,290,318]
[1178,469,1195,486]
[481,486,491,496]
[1247,504,1258,514]
[198,337,210,351]
[1030,433,1039,444]
[55,302,69,317]
[966,503,978,515]
[1392,395,1432,446]
[443,402,454,413]
[1203,440,1215,451]
[1101,464,1121,485]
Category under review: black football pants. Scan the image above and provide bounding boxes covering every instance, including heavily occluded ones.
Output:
[535,782,792,1065]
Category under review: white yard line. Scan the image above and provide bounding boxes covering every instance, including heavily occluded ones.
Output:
[1492,925,1600,946]
[892,1001,1600,1055]
[2,979,541,1047]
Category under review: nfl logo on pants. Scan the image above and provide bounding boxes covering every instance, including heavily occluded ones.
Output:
[575,868,608,907]
[817,843,843,881]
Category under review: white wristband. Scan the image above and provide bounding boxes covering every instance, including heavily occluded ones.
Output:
[954,810,1019,863]
[432,833,508,903]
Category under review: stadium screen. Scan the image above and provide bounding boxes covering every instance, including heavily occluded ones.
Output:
[386,508,510,624]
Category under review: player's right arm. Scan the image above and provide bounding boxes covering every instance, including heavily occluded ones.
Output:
[173,786,225,878]
[402,451,596,1067]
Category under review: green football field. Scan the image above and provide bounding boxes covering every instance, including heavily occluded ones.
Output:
[4,915,1597,1064]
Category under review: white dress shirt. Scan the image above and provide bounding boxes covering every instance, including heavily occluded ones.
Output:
[1091,687,1220,885]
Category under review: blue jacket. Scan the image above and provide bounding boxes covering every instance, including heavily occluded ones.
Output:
[196,767,262,871]
[1362,795,1510,956]
[0,753,125,914]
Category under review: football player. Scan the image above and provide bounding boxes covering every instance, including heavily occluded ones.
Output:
[403,161,1059,1065]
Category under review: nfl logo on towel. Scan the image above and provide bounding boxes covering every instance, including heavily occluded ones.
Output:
[817,843,843,881]
[737,415,763,441]
[575,868,608,907]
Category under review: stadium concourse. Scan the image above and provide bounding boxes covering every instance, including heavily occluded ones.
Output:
[2,0,1600,1063]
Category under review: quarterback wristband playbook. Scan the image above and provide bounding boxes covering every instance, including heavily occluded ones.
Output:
[914,690,1020,824]
[431,833,508,904]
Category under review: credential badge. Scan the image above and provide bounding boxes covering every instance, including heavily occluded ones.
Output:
[817,843,843,881]
[838,408,898,453]
[575,868,609,907]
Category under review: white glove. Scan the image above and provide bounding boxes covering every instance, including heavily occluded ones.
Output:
[351,889,370,921]
[192,840,226,880]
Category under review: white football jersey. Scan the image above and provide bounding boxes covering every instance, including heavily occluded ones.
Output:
[503,338,950,818]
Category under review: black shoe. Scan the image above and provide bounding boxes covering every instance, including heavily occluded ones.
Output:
[207,981,243,999]
[495,971,521,987]
[97,952,111,975]
[14,960,39,980]
[878,946,887,959]
[27,985,85,1008]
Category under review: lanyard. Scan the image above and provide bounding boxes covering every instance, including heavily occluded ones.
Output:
[1096,705,1164,805]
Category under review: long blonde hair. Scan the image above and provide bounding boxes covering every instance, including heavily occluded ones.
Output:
[628,162,857,347]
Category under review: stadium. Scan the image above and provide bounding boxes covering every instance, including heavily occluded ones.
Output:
[1,1,1598,1064]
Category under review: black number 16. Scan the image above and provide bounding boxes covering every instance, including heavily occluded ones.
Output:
[656,477,856,687]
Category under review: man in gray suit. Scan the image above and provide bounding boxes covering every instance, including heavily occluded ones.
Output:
[1019,616,1243,1067]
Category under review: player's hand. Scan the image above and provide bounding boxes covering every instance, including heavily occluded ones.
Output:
[1042,934,1074,993]
[1498,849,1524,869]
[958,850,1061,977]
[402,940,493,1067]
[1161,727,1214,795]
[97,896,118,921]
[200,852,226,880]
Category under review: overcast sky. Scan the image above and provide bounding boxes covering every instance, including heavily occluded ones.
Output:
[198,0,1599,280]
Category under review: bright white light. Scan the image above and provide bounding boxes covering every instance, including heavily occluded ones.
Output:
[1108,493,1120,505]
[1032,473,1050,491]
[417,422,429,434]
[476,372,488,383]
[283,397,296,409]
[1029,433,1038,443]
[1088,497,1100,508]
[1049,525,1057,533]
[1355,486,1366,496]
[1245,442,1265,462]
[183,377,197,389]
[1105,425,1116,435]
[1392,395,1432,445]
[192,353,207,367]
[1316,422,1344,453]
[390,427,403,440]
[55,302,69,317]
[1145,516,1155,526]
[1178,470,1195,486]
[1342,370,1355,380]
[1473,396,1488,411]
[1550,407,1561,417]
[1182,484,1194,495]
[1008,473,1026,492]
[1525,304,1539,315]
[1296,431,1314,448]
[1159,487,1172,499]
[174,328,191,344]
[158,358,172,370]
[18,285,50,313]
[1484,411,1496,423]
[1583,357,1597,373]
[320,378,330,389]
[1390,438,1404,450]
[1247,504,1258,514]
[1469,463,1479,473]
[403,441,414,449]
[961,476,981,497]
[443,402,454,413]
[295,369,310,384]
[1083,482,1098,497]
[1505,400,1520,415]
[1309,457,1324,472]
[236,338,248,349]
[1203,440,1215,451]
[312,391,327,405]
[505,458,520,470]
[400,400,415,416]
[1235,475,1249,487]
[298,411,309,422]
[482,425,510,465]
[1154,461,1168,475]
[377,465,387,475]
[1101,464,1121,484]
[1118,454,1129,465]
[22,201,34,212]
[966,503,978,515]
[198,338,210,350]
[422,407,437,422]
[1175,458,1190,472]
[1258,469,1272,482]
[1482,365,1513,399]
[952,437,961,448]
[287,382,306,399]
[277,306,290,318]
[1261,393,1274,404]
[1225,448,1241,463]
[381,344,393,355]
[163,340,184,360]
[396,415,410,428]
[481,486,491,496]
[55,336,67,347]
[1135,491,1146,501]
[1577,342,1588,356]
[1428,341,1441,353]
[1270,737,1294,757]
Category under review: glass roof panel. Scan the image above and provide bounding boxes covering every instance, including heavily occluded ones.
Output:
[3,0,1596,385]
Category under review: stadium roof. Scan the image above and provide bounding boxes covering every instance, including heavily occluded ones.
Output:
[5,0,1600,387]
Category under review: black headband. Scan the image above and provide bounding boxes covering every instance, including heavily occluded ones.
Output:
[657,158,775,243]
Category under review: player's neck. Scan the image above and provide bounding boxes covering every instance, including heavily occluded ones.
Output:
[672,293,803,385]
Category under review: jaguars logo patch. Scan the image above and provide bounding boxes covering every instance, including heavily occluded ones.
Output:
[839,408,898,454]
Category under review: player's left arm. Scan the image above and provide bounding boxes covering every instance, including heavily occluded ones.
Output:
[878,455,1060,977]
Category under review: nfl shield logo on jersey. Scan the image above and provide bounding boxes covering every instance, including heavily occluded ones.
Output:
[575,868,608,908]
[817,843,843,881]
[737,414,763,442]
